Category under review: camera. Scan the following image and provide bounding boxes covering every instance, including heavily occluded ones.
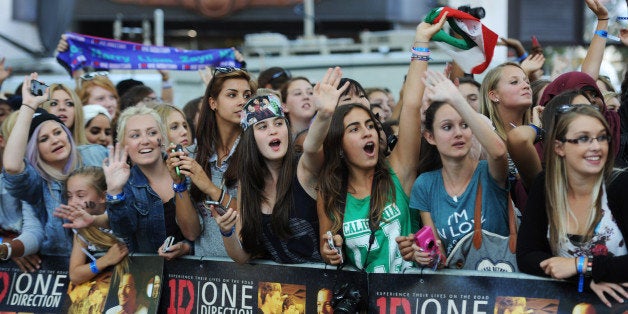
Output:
[30,79,48,96]
[458,5,485,19]
[414,226,438,255]
[331,283,363,314]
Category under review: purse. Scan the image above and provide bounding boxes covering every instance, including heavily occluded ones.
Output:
[446,182,518,272]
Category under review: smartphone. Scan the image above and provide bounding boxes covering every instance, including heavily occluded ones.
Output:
[205,200,227,216]
[30,79,48,96]
[162,236,175,253]
[414,226,437,255]
[326,231,343,263]
[171,144,184,176]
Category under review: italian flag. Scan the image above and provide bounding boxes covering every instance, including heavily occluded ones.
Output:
[424,7,498,74]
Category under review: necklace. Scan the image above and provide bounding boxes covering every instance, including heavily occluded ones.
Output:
[442,170,472,203]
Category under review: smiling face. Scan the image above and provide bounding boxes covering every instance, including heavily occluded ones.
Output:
[37,121,71,170]
[253,117,289,162]
[555,115,608,179]
[210,78,253,126]
[124,114,164,166]
[284,79,315,122]
[87,86,118,118]
[425,104,472,159]
[341,107,379,170]
[49,89,76,128]
[85,114,112,147]
[117,274,138,309]
[166,111,191,147]
[490,65,532,111]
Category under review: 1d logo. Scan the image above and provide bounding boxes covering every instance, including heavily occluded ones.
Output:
[0,272,8,304]
[167,279,194,314]
[376,297,411,314]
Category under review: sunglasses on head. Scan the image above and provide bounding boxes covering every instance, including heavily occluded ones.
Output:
[79,71,109,88]
[208,67,241,94]
[554,104,608,145]
[269,69,291,83]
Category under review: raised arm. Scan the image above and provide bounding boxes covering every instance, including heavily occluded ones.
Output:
[423,70,508,186]
[298,67,348,196]
[4,74,48,174]
[581,0,609,79]
[507,126,543,188]
[389,15,448,194]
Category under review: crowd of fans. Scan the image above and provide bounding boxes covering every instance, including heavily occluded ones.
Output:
[1,0,628,310]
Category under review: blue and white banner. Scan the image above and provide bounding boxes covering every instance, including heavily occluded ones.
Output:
[56,33,243,75]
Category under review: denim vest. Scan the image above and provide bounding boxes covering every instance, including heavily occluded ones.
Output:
[107,165,170,253]
[1,144,108,256]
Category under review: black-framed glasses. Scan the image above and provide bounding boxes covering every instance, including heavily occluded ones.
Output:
[208,67,240,94]
[559,134,611,145]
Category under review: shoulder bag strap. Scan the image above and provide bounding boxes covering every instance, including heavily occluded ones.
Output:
[507,192,517,253]
[472,182,483,249]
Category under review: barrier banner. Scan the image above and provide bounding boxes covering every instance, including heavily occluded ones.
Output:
[369,271,624,313]
[0,256,69,313]
[160,258,363,313]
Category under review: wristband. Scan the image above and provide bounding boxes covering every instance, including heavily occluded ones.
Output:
[89,261,100,274]
[162,81,172,89]
[594,30,620,41]
[577,256,585,293]
[597,18,609,20]
[410,55,431,62]
[528,124,545,144]
[22,105,36,112]
[411,47,430,53]
[516,52,529,63]
[586,256,593,277]
[0,242,11,260]
[106,192,126,202]
[172,181,187,198]
[221,225,235,237]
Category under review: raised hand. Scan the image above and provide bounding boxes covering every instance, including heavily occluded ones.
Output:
[21,73,49,109]
[0,58,13,84]
[103,143,130,195]
[198,66,213,86]
[585,0,608,19]
[521,54,545,77]
[312,67,349,119]
[423,70,466,106]
[54,204,95,229]
[417,11,449,42]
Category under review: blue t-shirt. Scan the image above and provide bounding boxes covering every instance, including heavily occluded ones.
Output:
[409,161,509,255]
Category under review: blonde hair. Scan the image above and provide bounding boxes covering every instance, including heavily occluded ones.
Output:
[0,111,20,139]
[68,167,130,280]
[480,62,531,140]
[42,83,88,145]
[153,103,190,145]
[115,106,165,147]
[544,106,614,254]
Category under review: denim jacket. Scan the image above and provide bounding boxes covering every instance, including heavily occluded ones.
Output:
[107,165,173,253]
[1,144,107,256]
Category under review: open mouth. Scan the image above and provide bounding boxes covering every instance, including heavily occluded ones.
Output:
[52,145,64,153]
[269,139,281,150]
[363,142,375,154]
[139,148,153,154]
[58,115,68,121]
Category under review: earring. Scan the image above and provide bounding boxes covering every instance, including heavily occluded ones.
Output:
[339,151,344,159]
[494,98,500,103]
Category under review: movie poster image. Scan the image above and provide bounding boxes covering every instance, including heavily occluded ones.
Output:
[494,296,559,314]
[101,255,164,314]
[64,269,113,313]
[257,281,305,314]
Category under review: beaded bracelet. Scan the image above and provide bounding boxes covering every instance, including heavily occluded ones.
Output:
[89,260,100,274]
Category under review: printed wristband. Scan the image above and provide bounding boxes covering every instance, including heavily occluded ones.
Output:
[577,256,585,293]
[106,192,126,202]
[172,181,187,193]
[411,46,430,53]
[528,124,545,144]
[89,261,100,274]
[221,225,235,237]
[595,30,620,41]
[0,242,12,260]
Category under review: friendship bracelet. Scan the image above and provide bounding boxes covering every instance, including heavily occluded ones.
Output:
[0,242,12,260]
[577,256,585,293]
[220,225,235,237]
[89,261,100,274]
[410,55,431,62]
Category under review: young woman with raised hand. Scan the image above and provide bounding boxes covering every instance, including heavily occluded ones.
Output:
[42,83,88,145]
[2,73,108,256]
[104,106,200,258]
[213,67,347,264]
[62,166,129,285]
[317,18,447,273]
[184,67,255,258]
[517,105,628,307]
[404,70,509,269]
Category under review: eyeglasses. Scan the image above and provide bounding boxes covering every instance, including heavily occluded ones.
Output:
[559,134,611,145]
[208,67,240,95]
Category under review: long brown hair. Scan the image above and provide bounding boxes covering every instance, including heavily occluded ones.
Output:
[191,69,256,201]
[545,105,614,254]
[237,116,296,257]
[318,104,394,234]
